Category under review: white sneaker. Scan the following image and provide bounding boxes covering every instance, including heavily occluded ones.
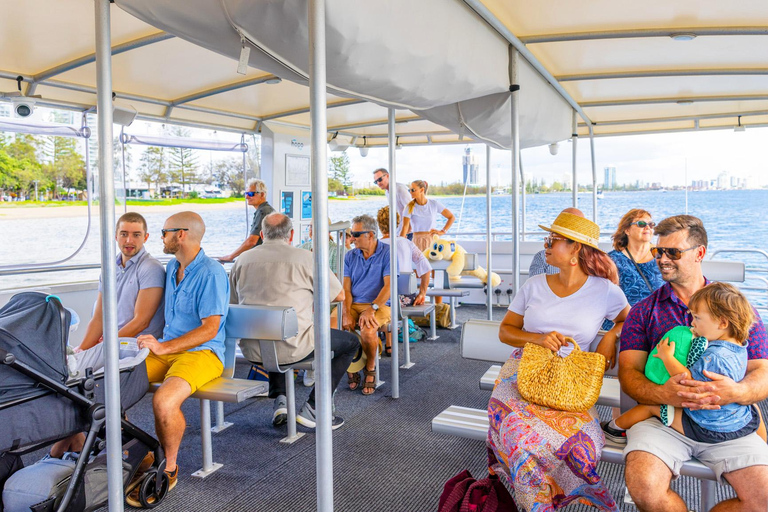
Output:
[296,401,344,430]
[303,370,315,387]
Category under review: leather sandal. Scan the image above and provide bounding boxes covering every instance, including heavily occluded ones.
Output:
[362,368,376,396]
[384,345,392,357]
[347,371,361,391]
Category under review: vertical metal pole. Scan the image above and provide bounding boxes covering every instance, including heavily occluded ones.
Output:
[510,48,521,295]
[572,111,578,208]
[485,145,493,320]
[588,125,597,223]
[242,134,250,235]
[685,158,689,215]
[520,154,526,240]
[388,108,399,397]
[120,127,127,213]
[94,1,123,510]
[308,1,333,510]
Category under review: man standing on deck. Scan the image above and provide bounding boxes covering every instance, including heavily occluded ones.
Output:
[78,212,165,351]
[618,215,768,512]
[230,213,357,429]
[218,179,275,262]
[373,168,411,239]
[127,211,229,504]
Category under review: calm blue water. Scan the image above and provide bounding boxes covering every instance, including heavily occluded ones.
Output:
[2,189,767,291]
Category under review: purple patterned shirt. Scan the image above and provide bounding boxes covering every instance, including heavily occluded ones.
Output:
[620,280,768,359]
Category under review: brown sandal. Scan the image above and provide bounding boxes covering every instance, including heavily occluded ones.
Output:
[362,368,376,396]
[347,371,361,391]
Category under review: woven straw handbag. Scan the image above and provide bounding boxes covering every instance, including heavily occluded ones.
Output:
[517,338,605,412]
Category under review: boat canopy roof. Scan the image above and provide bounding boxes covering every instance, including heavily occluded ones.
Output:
[2,0,767,147]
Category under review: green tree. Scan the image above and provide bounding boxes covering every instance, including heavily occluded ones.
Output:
[209,157,246,196]
[329,153,351,193]
[167,127,199,196]
[138,146,168,196]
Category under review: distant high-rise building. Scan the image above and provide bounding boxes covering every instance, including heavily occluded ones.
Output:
[603,166,617,189]
[717,171,729,189]
[462,147,479,185]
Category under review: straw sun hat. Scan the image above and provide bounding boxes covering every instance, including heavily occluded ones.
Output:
[539,212,602,251]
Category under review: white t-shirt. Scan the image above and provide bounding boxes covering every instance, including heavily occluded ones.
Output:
[386,183,411,234]
[380,236,432,278]
[403,198,447,232]
[508,274,627,356]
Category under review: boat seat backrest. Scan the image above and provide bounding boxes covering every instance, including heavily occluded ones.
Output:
[225,304,299,377]
[701,260,745,283]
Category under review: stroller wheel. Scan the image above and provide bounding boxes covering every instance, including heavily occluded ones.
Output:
[138,470,169,508]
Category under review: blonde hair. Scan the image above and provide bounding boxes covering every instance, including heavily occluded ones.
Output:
[689,282,754,343]
[407,180,429,214]
[377,206,400,235]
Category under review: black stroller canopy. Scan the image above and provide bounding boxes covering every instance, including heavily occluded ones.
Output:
[0,292,71,405]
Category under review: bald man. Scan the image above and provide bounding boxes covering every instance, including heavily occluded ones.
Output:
[127,211,229,505]
[529,208,585,277]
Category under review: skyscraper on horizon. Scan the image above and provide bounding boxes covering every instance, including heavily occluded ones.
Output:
[604,166,617,189]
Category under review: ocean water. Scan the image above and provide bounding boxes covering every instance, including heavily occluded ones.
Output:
[2,189,767,291]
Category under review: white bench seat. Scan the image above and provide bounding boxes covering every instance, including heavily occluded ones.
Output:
[149,377,266,403]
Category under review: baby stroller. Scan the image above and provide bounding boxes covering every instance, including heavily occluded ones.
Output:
[0,292,167,511]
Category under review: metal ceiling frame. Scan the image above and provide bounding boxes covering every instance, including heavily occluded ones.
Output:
[519,27,768,44]
[582,94,768,108]
[558,68,768,82]
[582,107,768,127]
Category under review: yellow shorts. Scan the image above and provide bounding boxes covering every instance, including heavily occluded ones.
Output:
[348,303,391,329]
[145,350,223,394]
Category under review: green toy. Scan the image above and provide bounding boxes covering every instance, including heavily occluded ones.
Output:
[644,325,709,385]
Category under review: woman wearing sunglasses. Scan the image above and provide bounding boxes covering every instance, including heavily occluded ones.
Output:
[489,212,630,511]
[399,180,455,252]
[609,209,664,307]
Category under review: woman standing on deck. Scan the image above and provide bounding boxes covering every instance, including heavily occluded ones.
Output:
[399,180,455,252]
[608,209,663,306]
[488,212,629,511]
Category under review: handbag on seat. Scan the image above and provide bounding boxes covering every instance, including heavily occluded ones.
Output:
[517,338,605,412]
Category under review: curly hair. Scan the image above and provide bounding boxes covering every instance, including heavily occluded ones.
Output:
[611,208,652,251]
[689,282,754,343]
[377,206,400,235]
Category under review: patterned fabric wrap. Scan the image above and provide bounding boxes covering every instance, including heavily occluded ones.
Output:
[487,353,619,512]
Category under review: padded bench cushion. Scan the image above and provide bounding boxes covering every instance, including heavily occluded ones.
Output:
[402,304,435,317]
[149,377,267,403]
[426,289,470,297]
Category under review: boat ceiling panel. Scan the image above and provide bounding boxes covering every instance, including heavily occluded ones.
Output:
[584,101,768,124]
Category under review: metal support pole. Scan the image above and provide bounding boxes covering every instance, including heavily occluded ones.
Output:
[388,108,399,398]
[510,48,521,295]
[572,111,578,208]
[401,313,413,369]
[242,133,249,234]
[120,127,127,213]
[94,2,124,509]
[485,145,493,320]
[191,399,223,478]
[588,125,597,223]
[211,401,232,433]
[520,154,526,241]
[700,480,717,512]
[308,1,333,510]
[280,371,305,444]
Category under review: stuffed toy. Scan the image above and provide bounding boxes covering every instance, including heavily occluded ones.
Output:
[424,235,501,287]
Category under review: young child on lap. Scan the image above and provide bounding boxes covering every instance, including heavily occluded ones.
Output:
[603,282,766,444]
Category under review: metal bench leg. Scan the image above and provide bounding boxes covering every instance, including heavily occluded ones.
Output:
[401,316,415,369]
[192,399,223,478]
[428,306,438,340]
[448,297,459,329]
[375,351,385,388]
[280,371,305,444]
[700,480,717,512]
[211,401,233,433]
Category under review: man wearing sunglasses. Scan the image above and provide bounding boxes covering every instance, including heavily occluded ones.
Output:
[219,179,275,262]
[619,215,768,512]
[342,214,392,396]
[373,168,411,239]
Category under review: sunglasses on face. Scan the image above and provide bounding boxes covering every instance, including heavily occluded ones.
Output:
[409,188,419,193]
[244,191,263,198]
[374,176,385,184]
[631,220,656,229]
[650,246,697,260]
[544,235,570,249]
[161,228,188,237]
[349,230,372,238]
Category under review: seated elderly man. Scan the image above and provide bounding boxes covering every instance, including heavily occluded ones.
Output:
[230,213,358,428]
[342,214,392,396]
[127,211,228,505]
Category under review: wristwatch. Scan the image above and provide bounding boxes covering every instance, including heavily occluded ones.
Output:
[371,303,380,312]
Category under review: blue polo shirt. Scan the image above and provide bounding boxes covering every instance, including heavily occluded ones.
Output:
[344,241,392,305]
[162,248,229,362]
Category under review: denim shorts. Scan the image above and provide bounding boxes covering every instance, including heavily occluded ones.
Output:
[681,405,760,444]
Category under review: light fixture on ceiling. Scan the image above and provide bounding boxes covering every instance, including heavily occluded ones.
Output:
[395,136,402,150]
[112,105,138,126]
[548,142,559,156]
[734,115,746,132]
[264,76,282,85]
[670,33,697,41]
[328,132,351,152]
[359,136,369,157]
[328,132,340,151]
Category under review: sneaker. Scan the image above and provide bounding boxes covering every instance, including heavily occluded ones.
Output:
[601,421,627,445]
[303,369,315,387]
[125,465,178,508]
[272,395,287,427]
[296,401,344,430]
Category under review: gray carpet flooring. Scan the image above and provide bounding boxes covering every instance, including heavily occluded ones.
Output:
[23,304,756,511]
